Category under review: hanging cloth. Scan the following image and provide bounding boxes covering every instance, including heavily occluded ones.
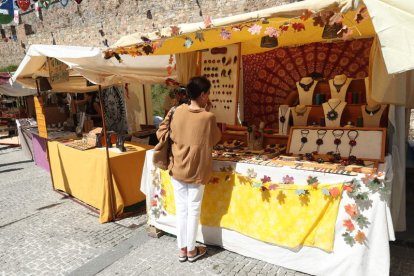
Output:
[175,52,198,85]
[369,36,414,108]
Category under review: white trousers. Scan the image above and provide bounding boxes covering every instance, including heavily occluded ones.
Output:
[171,177,205,251]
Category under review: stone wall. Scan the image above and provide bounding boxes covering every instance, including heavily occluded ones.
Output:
[0,0,291,68]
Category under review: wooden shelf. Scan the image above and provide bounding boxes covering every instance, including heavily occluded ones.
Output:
[220,125,289,145]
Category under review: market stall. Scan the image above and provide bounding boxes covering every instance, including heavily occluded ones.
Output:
[12,45,177,222]
[48,141,152,223]
[0,72,35,140]
[108,0,414,274]
[142,151,392,276]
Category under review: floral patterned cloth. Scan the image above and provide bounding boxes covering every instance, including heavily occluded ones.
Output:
[158,170,343,252]
[242,38,373,128]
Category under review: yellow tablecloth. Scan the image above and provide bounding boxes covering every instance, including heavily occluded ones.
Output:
[159,170,343,252]
[48,141,152,223]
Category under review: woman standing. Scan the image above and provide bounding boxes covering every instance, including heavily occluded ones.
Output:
[157,76,221,262]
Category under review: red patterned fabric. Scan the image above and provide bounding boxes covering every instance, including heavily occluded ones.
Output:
[242,38,373,128]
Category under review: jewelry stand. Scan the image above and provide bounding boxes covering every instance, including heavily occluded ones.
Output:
[329,74,352,102]
[322,99,346,127]
[292,105,311,126]
[361,104,387,127]
[296,77,318,105]
[278,105,290,135]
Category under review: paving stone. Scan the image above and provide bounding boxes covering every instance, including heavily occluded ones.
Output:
[0,146,413,276]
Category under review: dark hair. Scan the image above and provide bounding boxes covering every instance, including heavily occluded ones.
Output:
[174,86,187,95]
[186,76,211,100]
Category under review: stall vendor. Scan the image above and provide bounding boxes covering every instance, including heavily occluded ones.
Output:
[73,92,102,127]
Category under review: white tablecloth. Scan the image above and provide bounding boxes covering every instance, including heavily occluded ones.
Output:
[141,150,394,276]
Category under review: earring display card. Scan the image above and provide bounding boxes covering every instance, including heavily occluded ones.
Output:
[287,126,386,161]
[201,43,240,125]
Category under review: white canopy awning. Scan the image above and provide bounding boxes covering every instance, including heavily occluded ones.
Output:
[12,45,177,92]
[0,73,36,97]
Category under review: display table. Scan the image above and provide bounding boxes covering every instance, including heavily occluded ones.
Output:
[32,133,50,173]
[141,150,395,276]
[29,129,76,173]
[18,127,34,161]
[48,141,153,223]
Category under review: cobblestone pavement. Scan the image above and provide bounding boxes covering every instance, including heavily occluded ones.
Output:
[1,145,414,276]
[96,233,308,276]
[0,146,145,276]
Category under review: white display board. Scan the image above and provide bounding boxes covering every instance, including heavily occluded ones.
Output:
[287,127,386,161]
[201,44,240,125]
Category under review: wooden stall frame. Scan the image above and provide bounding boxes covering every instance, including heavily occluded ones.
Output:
[234,43,241,126]
[35,79,57,193]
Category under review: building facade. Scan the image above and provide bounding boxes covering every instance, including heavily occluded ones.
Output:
[0,0,290,68]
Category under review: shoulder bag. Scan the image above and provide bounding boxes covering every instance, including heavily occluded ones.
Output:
[153,106,176,170]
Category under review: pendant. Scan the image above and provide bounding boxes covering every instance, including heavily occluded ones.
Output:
[327,110,338,121]
[280,116,286,123]
[370,112,374,116]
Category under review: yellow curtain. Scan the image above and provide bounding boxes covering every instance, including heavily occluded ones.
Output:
[175,52,198,85]
[124,83,154,130]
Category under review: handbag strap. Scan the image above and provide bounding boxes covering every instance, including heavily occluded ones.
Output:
[167,106,177,132]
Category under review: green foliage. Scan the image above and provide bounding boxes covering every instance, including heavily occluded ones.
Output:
[0,65,18,73]
[342,232,355,246]
[151,84,170,117]
[355,214,370,229]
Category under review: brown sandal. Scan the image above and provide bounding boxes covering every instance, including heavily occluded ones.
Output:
[187,246,206,263]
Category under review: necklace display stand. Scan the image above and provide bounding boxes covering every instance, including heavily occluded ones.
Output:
[296,77,318,105]
[361,104,387,127]
[292,105,311,126]
[322,99,346,127]
[278,105,290,135]
[329,74,352,102]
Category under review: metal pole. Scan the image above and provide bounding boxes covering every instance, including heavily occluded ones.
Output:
[98,85,117,222]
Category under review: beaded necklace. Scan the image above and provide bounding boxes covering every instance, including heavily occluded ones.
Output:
[298,80,314,92]
[299,129,310,151]
[315,129,327,152]
[326,101,342,121]
[332,129,345,154]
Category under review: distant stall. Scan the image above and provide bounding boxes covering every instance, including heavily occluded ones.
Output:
[12,45,177,223]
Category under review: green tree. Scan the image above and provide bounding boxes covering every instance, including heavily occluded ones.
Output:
[151,84,170,117]
[0,65,18,72]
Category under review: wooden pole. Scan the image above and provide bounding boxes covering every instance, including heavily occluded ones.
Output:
[36,79,56,191]
[142,84,148,125]
[98,86,117,222]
